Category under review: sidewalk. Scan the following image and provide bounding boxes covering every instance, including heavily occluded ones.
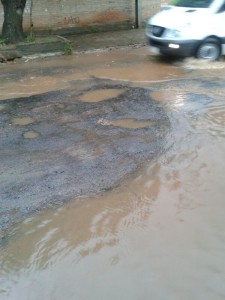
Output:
[0,28,147,61]
[67,28,147,52]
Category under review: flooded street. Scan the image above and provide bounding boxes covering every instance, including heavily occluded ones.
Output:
[1,46,225,299]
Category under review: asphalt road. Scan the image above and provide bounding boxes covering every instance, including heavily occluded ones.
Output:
[1,29,225,235]
[0,83,169,233]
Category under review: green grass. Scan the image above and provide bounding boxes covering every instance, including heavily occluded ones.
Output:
[89,26,98,33]
[24,33,35,43]
[0,37,6,46]
[63,43,72,54]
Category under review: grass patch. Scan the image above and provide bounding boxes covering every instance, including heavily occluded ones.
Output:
[89,26,98,33]
[0,37,6,46]
[63,43,73,54]
[24,33,35,43]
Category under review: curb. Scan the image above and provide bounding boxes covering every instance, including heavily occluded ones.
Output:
[0,37,69,62]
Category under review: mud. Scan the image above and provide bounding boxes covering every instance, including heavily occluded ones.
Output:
[1,44,225,299]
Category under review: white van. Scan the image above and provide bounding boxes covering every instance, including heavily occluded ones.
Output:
[146,0,225,60]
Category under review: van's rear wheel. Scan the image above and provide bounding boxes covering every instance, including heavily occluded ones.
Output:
[196,39,221,61]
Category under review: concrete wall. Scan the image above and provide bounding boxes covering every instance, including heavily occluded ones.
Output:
[140,0,160,22]
[0,0,160,35]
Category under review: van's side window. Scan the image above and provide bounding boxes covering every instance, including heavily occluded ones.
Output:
[217,2,225,13]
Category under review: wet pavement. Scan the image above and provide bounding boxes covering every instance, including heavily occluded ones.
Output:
[1,29,225,299]
[67,28,147,52]
[0,83,170,232]
[0,38,184,233]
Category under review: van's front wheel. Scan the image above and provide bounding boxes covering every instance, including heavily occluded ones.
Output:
[196,39,221,61]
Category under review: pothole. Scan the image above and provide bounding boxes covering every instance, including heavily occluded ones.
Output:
[23,131,39,139]
[150,90,185,103]
[79,89,125,102]
[0,104,5,111]
[97,118,156,129]
[12,117,34,126]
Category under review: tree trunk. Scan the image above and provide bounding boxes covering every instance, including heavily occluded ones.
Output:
[1,0,27,44]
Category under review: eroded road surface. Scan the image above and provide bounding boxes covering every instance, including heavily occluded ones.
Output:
[1,46,225,299]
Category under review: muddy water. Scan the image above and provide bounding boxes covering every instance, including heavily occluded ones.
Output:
[1,49,225,101]
[0,47,184,101]
[1,87,225,300]
[12,117,34,126]
[79,89,125,102]
[23,131,40,139]
[1,50,225,299]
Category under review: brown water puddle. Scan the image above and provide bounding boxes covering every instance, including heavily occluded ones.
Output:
[182,57,225,70]
[79,88,125,102]
[0,76,70,101]
[150,82,225,104]
[87,63,181,82]
[1,126,225,299]
[97,117,156,128]
[150,89,185,104]
[1,47,225,102]
[0,47,185,101]
[23,131,39,139]
[12,117,34,126]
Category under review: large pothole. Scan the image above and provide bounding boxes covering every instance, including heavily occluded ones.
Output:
[0,83,170,233]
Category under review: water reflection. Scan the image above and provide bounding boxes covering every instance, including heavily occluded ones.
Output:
[204,104,225,138]
[0,181,155,272]
[1,88,225,300]
[150,89,185,108]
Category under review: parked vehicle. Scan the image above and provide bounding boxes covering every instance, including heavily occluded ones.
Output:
[146,0,225,60]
